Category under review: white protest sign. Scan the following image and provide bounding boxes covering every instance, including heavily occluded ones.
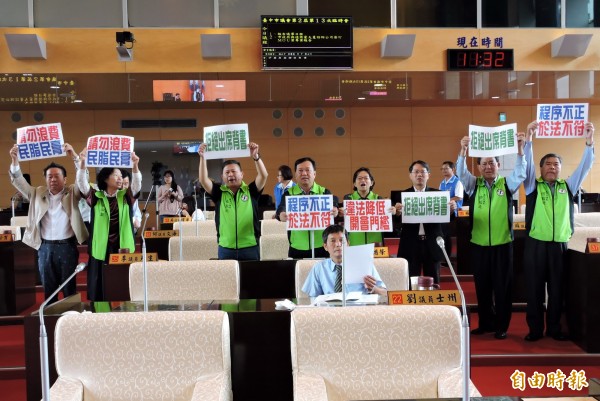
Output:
[468,123,518,157]
[401,191,450,224]
[344,199,393,232]
[86,135,134,168]
[16,123,65,161]
[285,195,334,231]
[203,123,251,160]
[536,103,588,139]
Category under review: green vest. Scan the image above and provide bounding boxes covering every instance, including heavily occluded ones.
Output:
[529,178,572,242]
[217,182,257,249]
[470,176,512,246]
[288,183,328,251]
[345,191,383,246]
[91,190,134,260]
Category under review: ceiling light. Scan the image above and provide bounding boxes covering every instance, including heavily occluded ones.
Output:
[491,96,500,99]
[358,97,366,100]
[216,84,224,88]
[525,82,535,86]
[50,85,59,89]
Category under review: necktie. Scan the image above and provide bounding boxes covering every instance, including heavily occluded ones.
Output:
[334,264,342,293]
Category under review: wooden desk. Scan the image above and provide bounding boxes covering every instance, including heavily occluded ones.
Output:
[0,240,37,315]
[566,249,600,353]
[24,297,293,401]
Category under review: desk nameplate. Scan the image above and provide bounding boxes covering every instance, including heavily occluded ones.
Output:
[0,233,14,242]
[108,252,159,264]
[143,230,178,238]
[388,290,462,306]
[163,217,192,223]
[374,246,389,258]
[513,221,526,230]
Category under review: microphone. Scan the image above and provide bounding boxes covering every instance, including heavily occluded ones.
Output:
[140,213,150,312]
[39,262,87,401]
[436,236,470,401]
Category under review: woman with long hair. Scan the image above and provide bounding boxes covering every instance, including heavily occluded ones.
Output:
[157,170,183,220]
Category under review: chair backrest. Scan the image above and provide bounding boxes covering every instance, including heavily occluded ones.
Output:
[372,258,409,291]
[204,210,215,220]
[291,305,462,401]
[175,220,218,236]
[55,311,231,401]
[520,204,526,214]
[0,225,22,241]
[262,210,276,220]
[260,219,287,235]
[10,216,28,227]
[574,212,600,228]
[168,236,218,260]
[259,234,290,260]
[295,259,322,299]
[568,226,600,252]
[129,260,240,301]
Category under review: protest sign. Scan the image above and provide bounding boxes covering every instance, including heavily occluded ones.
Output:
[16,123,65,161]
[203,123,251,160]
[536,103,588,138]
[468,123,517,157]
[86,135,134,168]
[401,191,450,224]
[285,195,334,230]
[344,199,393,232]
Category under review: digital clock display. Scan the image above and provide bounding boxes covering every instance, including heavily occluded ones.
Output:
[447,49,514,71]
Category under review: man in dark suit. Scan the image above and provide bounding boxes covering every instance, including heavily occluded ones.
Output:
[394,160,456,284]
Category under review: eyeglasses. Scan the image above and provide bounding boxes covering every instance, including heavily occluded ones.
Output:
[411,170,429,175]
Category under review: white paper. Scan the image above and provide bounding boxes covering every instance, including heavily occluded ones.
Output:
[343,199,393,232]
[16,123,65,161]
[203,123,251,160]
[343,243,374,284]
[536,103,589,139]
[86,135,134,168]
[401,191,451,224]
[468,123,518,157]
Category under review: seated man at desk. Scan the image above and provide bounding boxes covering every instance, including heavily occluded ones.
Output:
[302,224,387,297]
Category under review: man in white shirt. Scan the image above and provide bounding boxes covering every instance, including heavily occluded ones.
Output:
[9,143,88,304]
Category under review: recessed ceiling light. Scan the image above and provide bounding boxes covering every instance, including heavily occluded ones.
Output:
[216,84,224,88]
[358,97,366,100]
[525,82,535,86]
[491,96,500,99]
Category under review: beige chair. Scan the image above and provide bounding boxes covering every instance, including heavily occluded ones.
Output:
[262,210,276,220]
[295,259,323,299]
[574,212,600,227]
[10,216,28,227]
[568,226,600,252]
[513,213,525,223]
[291,306,480,401]
[51,311,232,401]
[204,210,215,220]
[169,236,218,260]
[129,260,240,301]
[175,220,218,236]
[260,219,287,235]
[373,257,409,291]
[259,234,290,260]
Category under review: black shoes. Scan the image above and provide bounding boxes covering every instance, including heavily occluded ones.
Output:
[494,331,507,340]
[524,333,543,342]
[547,332,569,341]
[471,327,493,335]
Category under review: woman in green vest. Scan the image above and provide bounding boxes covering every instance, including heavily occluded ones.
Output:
[342,167,396,246]
[76,151,141,301]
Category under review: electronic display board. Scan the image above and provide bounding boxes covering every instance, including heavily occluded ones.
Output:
[447,49,514,71]
[261,16,353,70]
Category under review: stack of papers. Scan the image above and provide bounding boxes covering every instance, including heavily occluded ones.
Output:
[313,291,379,305]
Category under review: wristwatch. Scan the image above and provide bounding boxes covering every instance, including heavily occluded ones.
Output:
[253,153,261,161]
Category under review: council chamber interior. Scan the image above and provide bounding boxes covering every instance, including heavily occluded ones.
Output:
[1,1,600,401]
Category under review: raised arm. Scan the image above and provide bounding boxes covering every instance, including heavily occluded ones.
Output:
[8,145,33,198]
[506,132,527,193]
[76,147,91,197]
[197,143,214,194]
[456,136,477,196]
[566,122,595,193]
[249,142,268,191]
[130,152,142,196]
[523,121,538,195]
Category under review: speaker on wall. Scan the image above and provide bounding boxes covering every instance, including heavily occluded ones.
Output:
[201,34,231,59]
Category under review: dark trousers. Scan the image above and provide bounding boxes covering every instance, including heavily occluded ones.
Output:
[218,245,260,261]
[470,242,513,332]
[288,246,328,259]
[37,240,79,304]
[524,236,568,336]
[402,239,440,283]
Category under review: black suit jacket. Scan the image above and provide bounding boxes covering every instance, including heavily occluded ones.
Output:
[397,186,446,262]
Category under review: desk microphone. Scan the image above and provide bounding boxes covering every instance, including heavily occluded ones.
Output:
[436,236,470,401]
[39,262,87,401]
[140,212,150,312]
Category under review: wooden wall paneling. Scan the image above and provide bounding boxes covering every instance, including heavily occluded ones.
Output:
[93,109,161,140]
[411,106,473,138]
[350,107,412,138]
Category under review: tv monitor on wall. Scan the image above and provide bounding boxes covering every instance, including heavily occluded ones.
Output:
[261,16,353,70]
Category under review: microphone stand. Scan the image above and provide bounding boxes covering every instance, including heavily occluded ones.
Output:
[341,232,347,307]
[178,207,183,261]
[39,262,87,401]
[437,236,470,401]
[140,213,150,312]
[141,183,158,229]
[11,195,16,219]
[194,183,199,236]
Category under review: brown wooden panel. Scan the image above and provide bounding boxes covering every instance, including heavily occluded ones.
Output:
[350,107,412,138]
[287,137,351,171]
[412,107,473,137]
[350,137,412,168]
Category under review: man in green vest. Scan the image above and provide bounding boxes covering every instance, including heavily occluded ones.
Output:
[457,132,527,340]
[276,157,339,259]
[523,120,595,342]
[198,141,268,260]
